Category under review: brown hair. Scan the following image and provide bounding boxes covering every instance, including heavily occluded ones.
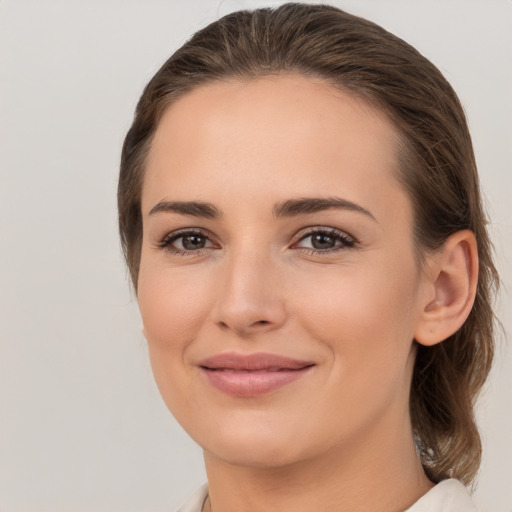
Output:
[118,2,499,486]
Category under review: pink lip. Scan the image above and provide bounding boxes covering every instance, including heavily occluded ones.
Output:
[198,352,315,397]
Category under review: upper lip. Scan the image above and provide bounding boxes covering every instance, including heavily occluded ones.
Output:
[198,352,315,371]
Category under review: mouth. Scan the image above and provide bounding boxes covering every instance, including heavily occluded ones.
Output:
[198,352,315,397]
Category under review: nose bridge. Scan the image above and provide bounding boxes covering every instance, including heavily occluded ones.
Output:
[212,240,286,335]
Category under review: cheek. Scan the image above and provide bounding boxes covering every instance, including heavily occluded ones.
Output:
[138,261,213,344]
[137,263,214,404]
[283,259,420,444]
[292,256,419,384]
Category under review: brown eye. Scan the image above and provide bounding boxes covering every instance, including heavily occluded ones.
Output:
[180,234,207,250]
[294,228,355,253]
[158,229,217,255]
[311,232,336,250]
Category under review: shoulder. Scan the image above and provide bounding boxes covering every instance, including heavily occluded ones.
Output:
[406,479,480,512]
[176,483,209,512]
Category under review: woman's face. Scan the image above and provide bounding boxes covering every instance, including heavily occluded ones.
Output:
[138,75,429,468]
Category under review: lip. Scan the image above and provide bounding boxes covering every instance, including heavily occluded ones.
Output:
[198,352,315,397]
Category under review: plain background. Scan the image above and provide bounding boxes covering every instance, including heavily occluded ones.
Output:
[0,0,510,510]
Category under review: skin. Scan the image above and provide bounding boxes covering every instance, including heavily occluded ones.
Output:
[137,74,478,511]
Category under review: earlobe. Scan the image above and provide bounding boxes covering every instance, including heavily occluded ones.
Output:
[414,230,478,347]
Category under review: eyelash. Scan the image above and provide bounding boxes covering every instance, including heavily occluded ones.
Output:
[157,227,357,256]
[157,228,216,256]
[294,227,356,254]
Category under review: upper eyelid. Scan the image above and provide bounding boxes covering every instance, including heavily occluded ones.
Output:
[157,227,216,247]
[294,226,356,243]
[162,227,212,239]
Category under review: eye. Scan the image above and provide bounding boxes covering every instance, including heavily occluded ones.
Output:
[158,229,218,255]
[293,227,356,253]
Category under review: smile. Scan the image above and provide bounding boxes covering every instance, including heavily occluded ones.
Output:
[198,352,315,397]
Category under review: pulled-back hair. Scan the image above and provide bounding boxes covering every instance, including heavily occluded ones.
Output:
[118,2,499,485]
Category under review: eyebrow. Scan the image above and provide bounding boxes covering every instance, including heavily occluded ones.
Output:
[148,196,376,222]
[273,196,376,221]
[149,200,221,218]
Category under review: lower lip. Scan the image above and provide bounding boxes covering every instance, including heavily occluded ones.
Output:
[200,367,314,397]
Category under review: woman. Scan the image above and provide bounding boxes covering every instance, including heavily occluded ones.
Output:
[118,3,499,511]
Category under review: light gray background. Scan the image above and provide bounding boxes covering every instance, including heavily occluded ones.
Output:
[1,1,510,511]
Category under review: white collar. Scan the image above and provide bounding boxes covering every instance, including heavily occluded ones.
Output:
[405,479,479,512]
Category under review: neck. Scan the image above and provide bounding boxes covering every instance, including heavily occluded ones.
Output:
[202,412,433,512]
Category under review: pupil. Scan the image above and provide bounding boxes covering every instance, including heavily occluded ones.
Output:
[312,233,335,249]
[183,235,205,250]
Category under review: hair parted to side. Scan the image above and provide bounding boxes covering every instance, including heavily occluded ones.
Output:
[118,3,499,486]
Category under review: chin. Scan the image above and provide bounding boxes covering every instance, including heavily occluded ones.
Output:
[207,436,304,469]
[197,416,311,469]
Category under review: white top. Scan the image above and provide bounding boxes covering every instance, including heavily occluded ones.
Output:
[176,479,479,512]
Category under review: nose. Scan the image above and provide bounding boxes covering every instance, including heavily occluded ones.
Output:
[211,249,287,337]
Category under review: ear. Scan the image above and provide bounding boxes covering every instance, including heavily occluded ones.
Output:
[414,230,479,347]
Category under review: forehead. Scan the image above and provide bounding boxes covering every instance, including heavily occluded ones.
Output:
[143,74,406,219]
